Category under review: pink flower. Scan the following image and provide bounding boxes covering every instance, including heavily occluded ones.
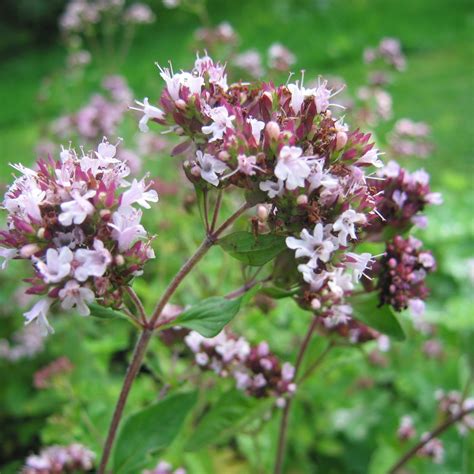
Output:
[286,223,336,266]
[275,146,311,190]
[131,98,165,132]
[202,106,235,142]
[194,151,228,186]
[109,207,146,251]
[59,190,96,226]
[59,280,95,316]
[24,298,54,335]
[120,177,159,209]
[35,247,73,283]
[333,209,367,246]
[74,239,112,282]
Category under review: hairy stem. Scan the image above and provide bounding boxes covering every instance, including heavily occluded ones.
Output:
[98,202,251,473]
[388,407,474,474]
[274,315,320,474]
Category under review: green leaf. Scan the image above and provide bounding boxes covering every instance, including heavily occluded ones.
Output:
[167,296,243,337]
[185,389,269,451]
[112,392,197,474]
[88,303,126,320]
[218,232,287,266]
[260,286,300,299]
[351,293,406,341]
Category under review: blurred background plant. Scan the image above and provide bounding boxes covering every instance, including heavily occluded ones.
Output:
[0,0,472,473]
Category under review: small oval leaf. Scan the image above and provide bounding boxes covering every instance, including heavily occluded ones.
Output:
[88,303,126,320]
[351,293,406,341]
[218,231,287,266]
[168,296,243,337]
[112,392,197,473]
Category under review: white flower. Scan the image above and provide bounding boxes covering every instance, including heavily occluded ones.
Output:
[425,192,443,205]
[120,177,159,209]
[184,331,205,352]
[355,148,384,168]
[35,247,73,283]
[177,72,205,95]
[282,362,295,381]
[324,304,352,327]
[326,268,354,297]
[74,239,112,282]
[4,180,45,223]
[58,189,96,226]
[215,336,250,363]
[202,106,235,142]
[223,154,263,179]
[24,298,54,335]
[234,371,251,389]
[59,280,94,316]
[418,252,435,269]
[247,117,265,144]
[130,97,165,132]
[109,207,146,251]
[286,223,336,267]
[378,160,400,178]
[287,81,316,114]
[345,252,374,281]
[259,179,284,198]
[392,190,407,208]
[275,145,311,190]
[409,298,425,317]
[157,64,204,101]
[195,352,209,366]
[0,247,17,270]
[95,140,120,164]
[195,150,228,186]
[297,264,328,290]
[332,209,367,246]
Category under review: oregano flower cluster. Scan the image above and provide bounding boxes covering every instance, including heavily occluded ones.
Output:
[185,330,296,405]
[0,139,157,334]
[133,53,440,330]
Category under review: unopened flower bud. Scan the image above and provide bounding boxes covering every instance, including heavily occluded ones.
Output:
[191,165,201,177]
[20,243,40,258]
[262,91,273,104]
[100,209,111,219]
[115,254,125,266]
[218,150,230,161]
[257,205,269,221]
[311,298,321,310]
[175,126,184,135]
[265,121,280,140]
[296,194,308,206]
[335,131,348,150]
[98,191,107,202]
[174,99,187,110]
[36,228,46,239]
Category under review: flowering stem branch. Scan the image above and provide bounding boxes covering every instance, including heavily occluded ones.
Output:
[210,190,223,232]
[203,189,210,233]
[224,276,271,300]
[388,407,474,474]
[274,314,320,474]
[98,202,251,473]
[298,340,335,384]
[125,286,147,325]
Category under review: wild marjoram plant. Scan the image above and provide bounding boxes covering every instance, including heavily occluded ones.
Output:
[2,53,465,474]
